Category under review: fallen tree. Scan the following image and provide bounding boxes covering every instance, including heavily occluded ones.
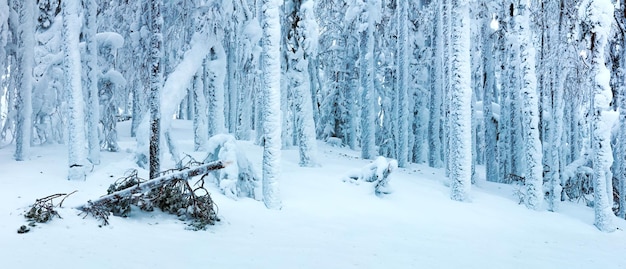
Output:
[78,160,228,230]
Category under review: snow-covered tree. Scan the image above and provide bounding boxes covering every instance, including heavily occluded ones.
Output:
[97,32,125,152]
[580,0,616,232]
[482,2,499,184]
[13,0,35,161]
[62,0,88,180]
[83,0,100,165]
[515,1,543,210]
[346,0,380,160]
[396,0,410,168]
[285,0,318,167]
[448,0,472,202]
[149,0,163,179]
[261,0,283,210]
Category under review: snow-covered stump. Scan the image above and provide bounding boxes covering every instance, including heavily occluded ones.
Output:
[344,156,398,196]
[204,134,261,200]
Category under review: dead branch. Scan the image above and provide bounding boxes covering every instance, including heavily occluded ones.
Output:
[77,160,228,229]
[77,160,227,211]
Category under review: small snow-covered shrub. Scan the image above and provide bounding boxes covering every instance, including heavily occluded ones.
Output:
[326,137,343,147]
[205,134,261,200]
[344,156,397,196]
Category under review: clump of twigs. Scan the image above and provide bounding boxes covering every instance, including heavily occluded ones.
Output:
[19,191,77,233]
[80,157,222,230]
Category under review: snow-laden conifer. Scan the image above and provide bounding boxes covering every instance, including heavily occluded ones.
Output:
[580,0,617,232]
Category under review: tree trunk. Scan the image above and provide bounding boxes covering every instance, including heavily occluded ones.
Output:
[149,0,163,179]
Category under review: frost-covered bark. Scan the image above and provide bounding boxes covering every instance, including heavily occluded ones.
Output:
[83,0,100,165]
[617,3,626,219]
[350,0,380,160]
[580,0,616,232]
[62,0,87,180]
[396,0,409,168]
[149,0,163,179]
[261,0,283,210]
[483,7,499,183]
[193,69,207,151]
[207,43,227,136]
[14,0,34,161]
[286,0,318,167]
[516,1,543,210]
[449,0,472,202]
[428,2,443,168]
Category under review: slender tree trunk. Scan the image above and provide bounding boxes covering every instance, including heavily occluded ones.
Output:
[582,0,616,232]
[149,0,163,179]
[14,0,34,161]
[63,0,88,180]
[516,1,543,210]
[396,0,409,167]
[483,11,498,183]
[449,0,472,202]
[261,0,283,210]
[84,0,100,165]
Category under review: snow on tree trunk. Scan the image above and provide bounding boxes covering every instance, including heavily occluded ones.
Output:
[396,0,409,168]
[136,30,215,169]
[580,0,616,232]
[193,69,207,151]
[619,4,626,219]
[428,2,443,169]
[149,0,163,179]
[208,43,227,135]
[14,0,34,161]
[449,0,472,202]
[483,13,499,183]
[84,0,100,165]
[516,2,543,210]
[287,0,319,167]
[261,0,283,210]
[62,0,88,180]
[357,0,380,161]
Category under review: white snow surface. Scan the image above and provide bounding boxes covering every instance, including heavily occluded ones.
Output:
[1,120,626,268]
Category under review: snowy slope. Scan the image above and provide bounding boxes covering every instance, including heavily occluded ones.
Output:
[1,120,625,269]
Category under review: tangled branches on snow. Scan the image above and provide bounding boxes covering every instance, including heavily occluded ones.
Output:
[79,159,225,230]
[19,191,77,233]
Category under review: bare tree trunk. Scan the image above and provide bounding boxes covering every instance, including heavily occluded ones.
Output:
[149,0,163,179]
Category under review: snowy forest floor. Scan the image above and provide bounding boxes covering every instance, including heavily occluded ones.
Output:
[1,120,626,269]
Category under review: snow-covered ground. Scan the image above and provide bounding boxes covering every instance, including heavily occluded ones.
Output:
[1,120,625,269]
